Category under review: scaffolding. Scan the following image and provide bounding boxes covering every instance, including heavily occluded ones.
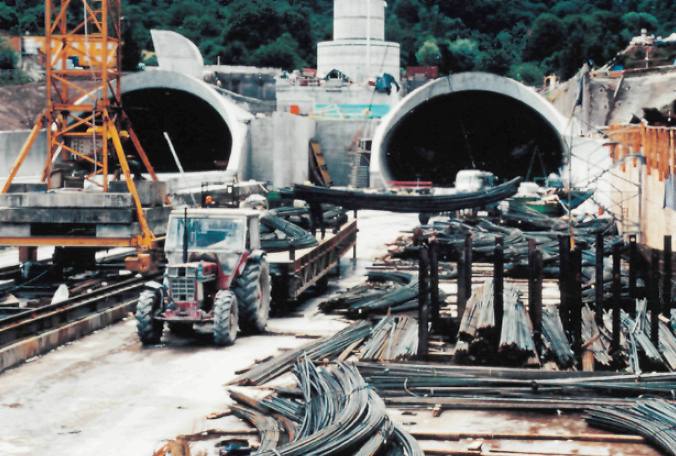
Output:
[1,0,160,250]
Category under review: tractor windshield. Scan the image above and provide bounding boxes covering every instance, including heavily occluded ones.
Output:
[166,217,246,253]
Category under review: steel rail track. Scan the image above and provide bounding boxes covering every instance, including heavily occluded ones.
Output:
[0,275,156,348]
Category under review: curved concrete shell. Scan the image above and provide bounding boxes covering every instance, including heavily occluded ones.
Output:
[120,70,252,179]
[371,72,571,187]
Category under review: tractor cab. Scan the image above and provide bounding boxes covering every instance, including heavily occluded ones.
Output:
[164,208,261,288]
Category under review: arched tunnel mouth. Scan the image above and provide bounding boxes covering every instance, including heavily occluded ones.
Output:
[383,91,565,187]
[122,88,232,173]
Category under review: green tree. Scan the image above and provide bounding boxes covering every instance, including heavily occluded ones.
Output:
[416,39,441,66]
[250,33,304,70]
[523,13,565,62]
[509,62,544,87]
[621,11,659,34]
[444,38,483,72]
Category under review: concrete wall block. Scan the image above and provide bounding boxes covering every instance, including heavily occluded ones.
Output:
[7,183,47,193]
[0,208,135,224]
[249,113,315,187]
[0,130,47,180]
[109,180,168,207]
[96,224,133,239]
[316,119,380,186]
[0,224,31,237]
[0,191,134,209]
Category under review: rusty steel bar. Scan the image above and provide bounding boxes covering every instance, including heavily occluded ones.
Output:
[595,233,605,325]
[611,243,622,355]
[650,249,660,348]
[629,234,638,318]
[559,235,571,332]
[429,240,441,332]
[418,246,430,358]
[571,246,583,361]
[493,238,504,339]
[663,235,672,318]
[528,240,543,349]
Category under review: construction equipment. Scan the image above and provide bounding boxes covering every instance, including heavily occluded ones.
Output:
[0,0,163,256]
[136,208,271,346]
[137,207,358,346]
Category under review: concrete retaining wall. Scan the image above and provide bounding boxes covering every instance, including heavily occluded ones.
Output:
[249,112,315,187]
[0,129,47,180]
[315,119,379,186]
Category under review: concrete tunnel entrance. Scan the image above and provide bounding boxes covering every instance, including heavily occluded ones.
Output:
[122,88,232,173]
[371,73,570,188]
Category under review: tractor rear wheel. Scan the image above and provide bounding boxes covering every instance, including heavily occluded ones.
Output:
[136,290,164,345]
[234,256,272,334]
[213,290,238,346]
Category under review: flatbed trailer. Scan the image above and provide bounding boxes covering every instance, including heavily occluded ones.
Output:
[267,217,357,304]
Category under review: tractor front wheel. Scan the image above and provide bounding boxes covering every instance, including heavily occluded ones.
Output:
[213,290,238,346]
[234,256,272,334]
[136,290,164,345]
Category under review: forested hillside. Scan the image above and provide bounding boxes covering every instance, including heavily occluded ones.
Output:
[1,0,674,83]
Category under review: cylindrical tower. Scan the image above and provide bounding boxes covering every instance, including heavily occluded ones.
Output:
[333,0,385,41]
[317,0,400,83]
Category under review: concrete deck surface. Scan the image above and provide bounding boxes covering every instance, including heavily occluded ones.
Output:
[0,211,418,456]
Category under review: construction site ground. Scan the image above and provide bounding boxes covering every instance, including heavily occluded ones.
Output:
[0,211,666,456]
[0,211,416,456]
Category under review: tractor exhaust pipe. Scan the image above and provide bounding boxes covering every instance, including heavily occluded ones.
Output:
[183,208,189,264]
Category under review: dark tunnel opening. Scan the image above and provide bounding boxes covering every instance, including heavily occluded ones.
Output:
[384,91,565,187]
[122,88,232,173]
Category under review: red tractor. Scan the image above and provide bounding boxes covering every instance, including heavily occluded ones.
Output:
[136,208,271,345]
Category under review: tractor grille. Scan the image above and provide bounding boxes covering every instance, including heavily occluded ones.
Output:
[170,277,196,302]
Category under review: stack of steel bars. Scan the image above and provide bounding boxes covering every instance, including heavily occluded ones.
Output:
[230,321,373,386]
[357,362,676,401]
[586,399,676,456]
[319,272,419,318]
[359,316,418,362]
[230,358,424,456]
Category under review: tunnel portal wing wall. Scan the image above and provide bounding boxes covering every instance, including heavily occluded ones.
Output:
[370,72,571,188]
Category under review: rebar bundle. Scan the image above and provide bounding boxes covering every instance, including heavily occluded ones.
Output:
[541,307,576,368]
[230,321,373,386]
[360,316,418,362]
[246,359,421,456]
[586,399,676,456]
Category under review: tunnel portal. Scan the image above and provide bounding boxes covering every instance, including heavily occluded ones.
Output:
[385,91,565,186]
[122,88,232,173]
[372,73,569,188]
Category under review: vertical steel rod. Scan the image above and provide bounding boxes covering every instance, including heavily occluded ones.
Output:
[418,246,430,358]
[494,238,504,339]
[528,240,543,351]
[611,243,621,355]
[429,240,440,332]
[663,235,672,318]
[629,234,637,318]
[464,233,473,300]
[559,235,571,332]
[571,246,583,360]
[595,233,604,324]
[650,249,660,348]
